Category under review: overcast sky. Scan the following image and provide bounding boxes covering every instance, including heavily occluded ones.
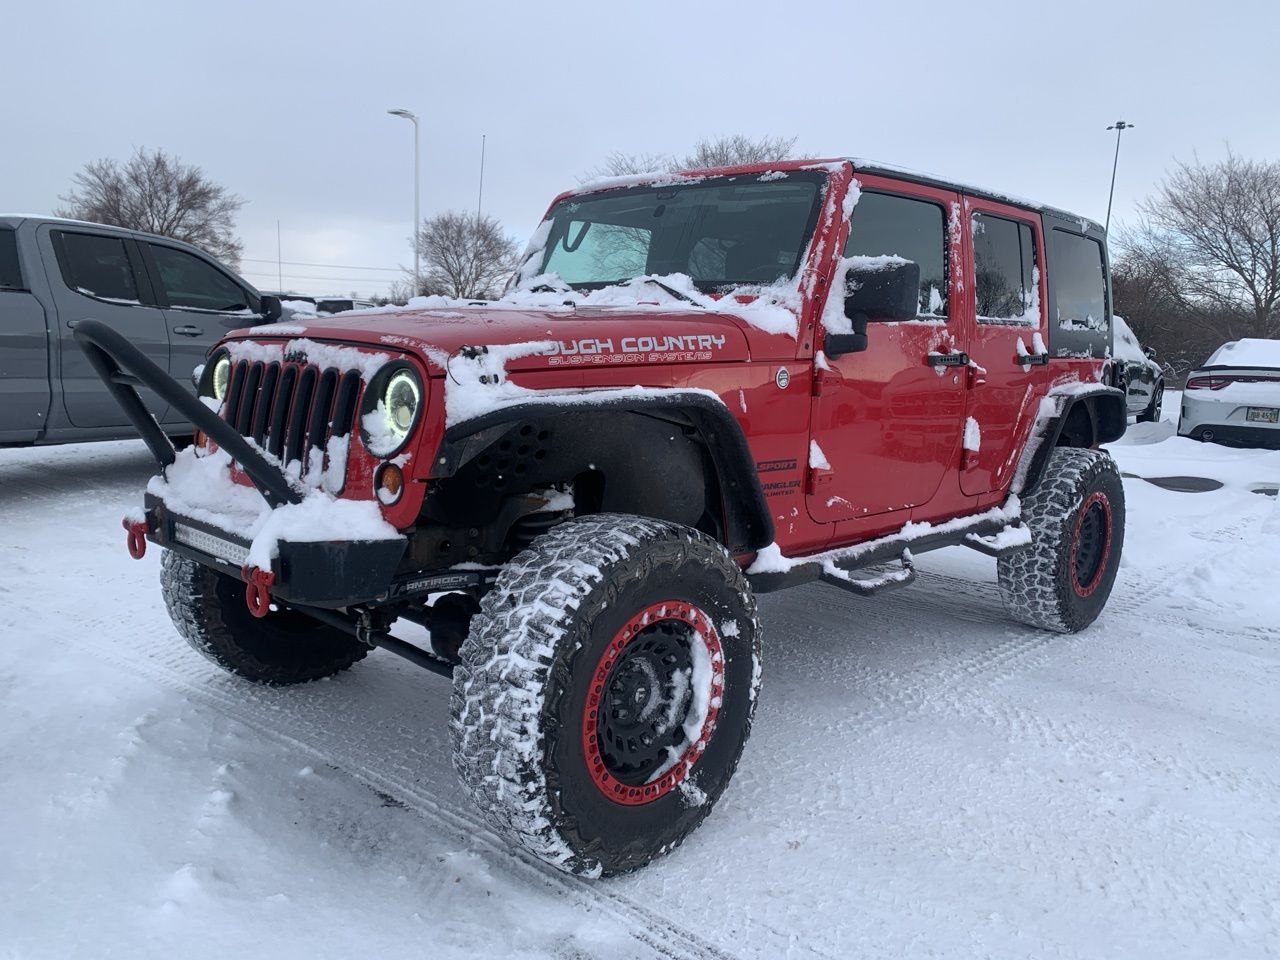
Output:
[7,0,1278,298]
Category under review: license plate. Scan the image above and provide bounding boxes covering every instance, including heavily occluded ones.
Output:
[1246,407,1279,423]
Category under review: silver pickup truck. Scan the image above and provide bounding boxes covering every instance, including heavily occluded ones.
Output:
[0,215,280,446]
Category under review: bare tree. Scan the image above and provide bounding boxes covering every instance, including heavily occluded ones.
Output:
[58,148,245,265]
[584,150,676,180]
[1125,151,1280,340]
[414,212,519,299]
[678,134,799,169]
[582,134,800,182]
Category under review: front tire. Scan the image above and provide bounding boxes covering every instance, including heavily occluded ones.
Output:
[450,514,761,877]
[998,448,1125,633]
[160,550,368,684]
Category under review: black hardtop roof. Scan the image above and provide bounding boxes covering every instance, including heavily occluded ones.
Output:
[845,159,1105,236]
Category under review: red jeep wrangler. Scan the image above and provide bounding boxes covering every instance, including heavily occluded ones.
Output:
[78,159,1126,877]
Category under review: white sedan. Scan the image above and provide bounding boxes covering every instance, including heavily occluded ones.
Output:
[1179,338,1280,447]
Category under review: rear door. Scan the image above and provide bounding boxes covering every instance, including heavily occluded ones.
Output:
[140,241,262,422]
[0,225,51,442]
[807,180,968,522]
[43,225,170,428]
[959,198,1050,496]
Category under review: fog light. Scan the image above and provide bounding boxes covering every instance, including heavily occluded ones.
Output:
[375,463,404,504]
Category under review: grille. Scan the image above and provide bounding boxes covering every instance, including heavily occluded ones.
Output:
[221,358,361,480]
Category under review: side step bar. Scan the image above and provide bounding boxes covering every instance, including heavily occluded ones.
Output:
[748,515,1031,594]
[820,550,916,597]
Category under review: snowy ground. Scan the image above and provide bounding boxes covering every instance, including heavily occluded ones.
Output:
[3,396,1278,959]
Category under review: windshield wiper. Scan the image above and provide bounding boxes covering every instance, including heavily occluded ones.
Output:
[637,277,702,306]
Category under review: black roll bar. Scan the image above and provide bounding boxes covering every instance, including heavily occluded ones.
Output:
[73,320,302,508]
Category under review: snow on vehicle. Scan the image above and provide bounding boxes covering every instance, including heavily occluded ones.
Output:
[1111,314,1165,421]
[1178,338,1280,448]
[76,158,1127,877]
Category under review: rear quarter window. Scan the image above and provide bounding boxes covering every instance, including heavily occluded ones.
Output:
[1051,231,1106,331]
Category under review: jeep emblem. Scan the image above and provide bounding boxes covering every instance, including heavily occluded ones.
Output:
[775,367,791,390]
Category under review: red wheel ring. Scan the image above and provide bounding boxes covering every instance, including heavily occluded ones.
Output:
[1069,490,1113,598]
[582,600,725,806]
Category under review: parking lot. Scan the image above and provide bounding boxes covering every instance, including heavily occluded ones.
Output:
[2,403,1278,960]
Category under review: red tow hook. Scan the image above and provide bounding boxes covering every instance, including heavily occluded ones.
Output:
[241,566,276,618]
[123,516,149,560]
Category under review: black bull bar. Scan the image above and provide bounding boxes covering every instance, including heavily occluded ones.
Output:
[73,319,300,507]
[72,320,412,612]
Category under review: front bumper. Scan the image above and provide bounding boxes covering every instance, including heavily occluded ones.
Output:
[141,494,410,608]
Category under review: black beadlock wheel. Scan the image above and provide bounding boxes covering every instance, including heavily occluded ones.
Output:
[449,514,761,877]
[997,448,1126,633]
[160,550,368,684]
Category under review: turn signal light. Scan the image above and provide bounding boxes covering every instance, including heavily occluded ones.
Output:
[375,463,404,504]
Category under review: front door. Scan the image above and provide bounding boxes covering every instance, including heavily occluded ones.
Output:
[807,180,968,523]
[959,197,1050,496]
[141,241,264,422]
[43,226,170,428]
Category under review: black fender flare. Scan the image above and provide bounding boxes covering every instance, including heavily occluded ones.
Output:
[1015,386,1126,494]
[433,392,773,554]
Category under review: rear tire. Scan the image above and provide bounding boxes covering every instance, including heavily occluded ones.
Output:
[450,514,761,877]
[160,550,368,684]
[998,448,1125,633]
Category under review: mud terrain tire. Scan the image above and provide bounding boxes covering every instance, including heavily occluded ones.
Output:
[160,550,368,684]
[998,448,1125,633]
[450,514,761,877]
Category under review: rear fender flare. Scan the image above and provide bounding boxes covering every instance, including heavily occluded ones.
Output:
[1014,386,1125,494]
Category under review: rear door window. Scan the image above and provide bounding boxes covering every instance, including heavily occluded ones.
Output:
[844,192,948,317]
[54,232,141,302]
[150,244,250,311]
[1051,231,1107,331]
[0,228,23,290]
[972,213,1037,323]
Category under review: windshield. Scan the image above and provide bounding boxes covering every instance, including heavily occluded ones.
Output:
[534,172,826,291]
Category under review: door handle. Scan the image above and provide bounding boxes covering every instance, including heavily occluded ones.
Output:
[172,324,204,337]
[925,351,969,367]
[66,319,80,329]
[1017,353,1050,365]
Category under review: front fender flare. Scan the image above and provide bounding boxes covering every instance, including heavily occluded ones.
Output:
[433,391,773,554]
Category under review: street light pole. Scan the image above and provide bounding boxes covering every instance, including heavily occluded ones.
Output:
[387,108,420,296]
[1105,120,1134,234]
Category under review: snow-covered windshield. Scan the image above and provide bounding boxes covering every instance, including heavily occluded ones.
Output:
[534,172,825,292]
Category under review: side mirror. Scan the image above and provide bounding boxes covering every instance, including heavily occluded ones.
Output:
[824,257,920,358]
[1144,345,1157,359]
[824,313,869,357]
[259,294,283,323]
[844,256,920,320]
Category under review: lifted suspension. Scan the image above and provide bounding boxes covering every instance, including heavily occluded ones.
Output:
[291,604,455,679]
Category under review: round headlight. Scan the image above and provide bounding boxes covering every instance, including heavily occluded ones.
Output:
[382,370,421,442]
[210,354,231,401]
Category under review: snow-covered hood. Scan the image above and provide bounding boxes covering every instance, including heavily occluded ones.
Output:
[237,304,779,373]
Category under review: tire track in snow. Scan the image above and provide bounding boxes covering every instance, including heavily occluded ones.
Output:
[811,570,1280,800]
[55,622,741,960]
